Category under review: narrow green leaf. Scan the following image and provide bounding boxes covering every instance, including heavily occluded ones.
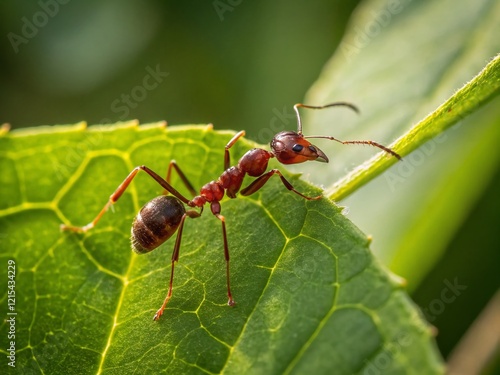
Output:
[301,0,500,288]
[0,123,443,374]
[328,53,500,201]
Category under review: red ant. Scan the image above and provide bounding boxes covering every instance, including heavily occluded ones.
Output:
[61,103,401,321]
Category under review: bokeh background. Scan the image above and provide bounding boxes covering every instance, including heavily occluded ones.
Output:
[0,0,357,141]
[1,0,498,372]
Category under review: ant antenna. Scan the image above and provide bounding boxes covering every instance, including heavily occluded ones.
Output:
[293,102,402,160]
[294,102,359,135]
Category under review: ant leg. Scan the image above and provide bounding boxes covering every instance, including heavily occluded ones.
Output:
[164,160,197,197]
[224,131,246,170]
[60,165,191,233]
[153,209,200,321]
[240,169,322,200]
[215,213,235,306]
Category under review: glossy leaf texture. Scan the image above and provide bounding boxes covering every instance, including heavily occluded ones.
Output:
[301,0,500,288]
[0,123,443,374]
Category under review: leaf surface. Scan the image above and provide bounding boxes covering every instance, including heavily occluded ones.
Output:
[0,123,443,374]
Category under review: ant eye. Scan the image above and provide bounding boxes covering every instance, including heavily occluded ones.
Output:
[292,144,303,152]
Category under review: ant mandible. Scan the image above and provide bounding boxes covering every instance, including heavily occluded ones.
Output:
[60,102,402,321]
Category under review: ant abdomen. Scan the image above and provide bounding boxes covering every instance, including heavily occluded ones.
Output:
[131,195,186,254]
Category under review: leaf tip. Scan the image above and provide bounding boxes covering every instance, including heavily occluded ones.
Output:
[428,324,439,337]
[0,123,11,136]
[69,121,88,132]
[74,121,88,131]
[388,271,407,288]
[366,234,373,245]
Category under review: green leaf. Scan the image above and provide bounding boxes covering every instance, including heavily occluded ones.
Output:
[328,54,500,201]
[301,0,500,289]
[0,123,443,374]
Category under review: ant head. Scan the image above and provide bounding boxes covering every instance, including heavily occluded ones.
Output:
[270,131,328,164]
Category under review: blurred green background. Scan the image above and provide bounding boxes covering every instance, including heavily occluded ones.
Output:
[1,0,498,372]
[0,0,357,141]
